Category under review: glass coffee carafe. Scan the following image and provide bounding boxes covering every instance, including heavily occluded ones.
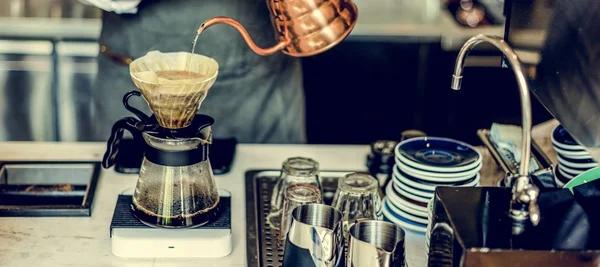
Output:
[131,126,220,228]
[102,51,222,228]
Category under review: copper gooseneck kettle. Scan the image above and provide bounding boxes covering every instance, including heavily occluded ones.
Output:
[197,0,359,57]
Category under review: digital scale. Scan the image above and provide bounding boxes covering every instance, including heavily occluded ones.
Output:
[109,189,232,258]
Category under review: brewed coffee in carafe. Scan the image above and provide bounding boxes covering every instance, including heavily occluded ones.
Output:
[103,50,221,228]
[132,132,219,228]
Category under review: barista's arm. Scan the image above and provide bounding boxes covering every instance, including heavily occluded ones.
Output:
[77,0,141,14]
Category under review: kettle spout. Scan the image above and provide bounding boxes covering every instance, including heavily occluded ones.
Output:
[197,16,290,56]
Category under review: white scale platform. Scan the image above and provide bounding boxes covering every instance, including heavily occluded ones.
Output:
[109,189,232,258]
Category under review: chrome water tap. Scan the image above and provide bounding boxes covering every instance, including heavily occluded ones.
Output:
[450,34,540,235]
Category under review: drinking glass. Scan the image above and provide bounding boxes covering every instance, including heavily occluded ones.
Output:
[331,172,383,240]
[268,157,321,228]
[278,184,323,242]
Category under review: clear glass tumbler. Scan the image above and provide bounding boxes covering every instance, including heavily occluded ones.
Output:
[278,184,323,242]
[331,172,383,240]
[268,157,322,229]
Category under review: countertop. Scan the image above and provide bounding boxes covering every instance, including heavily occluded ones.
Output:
[0,119,559,267]
[0,142,501,267]
[0,143,404,267]
[0,0,504,47]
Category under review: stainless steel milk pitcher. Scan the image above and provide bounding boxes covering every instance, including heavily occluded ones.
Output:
[282,204,344,267]
[347,220,406,267]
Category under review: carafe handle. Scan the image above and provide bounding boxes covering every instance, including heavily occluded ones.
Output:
[102,117,146,169]
[198,17,290,56]
[123,90,150,122]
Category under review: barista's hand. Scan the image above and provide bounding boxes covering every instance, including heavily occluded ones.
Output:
[77,0,141,14]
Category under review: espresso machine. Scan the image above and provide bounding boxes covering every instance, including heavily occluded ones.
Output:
[429,1,600,266]
[102,51,232,258]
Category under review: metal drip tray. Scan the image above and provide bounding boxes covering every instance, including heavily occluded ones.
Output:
[244,170,358,267]
[0,161,101,217]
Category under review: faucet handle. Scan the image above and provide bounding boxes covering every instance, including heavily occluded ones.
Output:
[524,184,541,226]
[515,182,541,226]
[510,176,541,235]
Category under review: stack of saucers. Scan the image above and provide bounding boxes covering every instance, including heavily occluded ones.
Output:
[552,124,599,187]
[425,198,433,257]
[382,137,482,234]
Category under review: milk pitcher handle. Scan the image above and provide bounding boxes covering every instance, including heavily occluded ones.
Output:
[197,16,290,56]
[310,226,343,267]
[310,228,334,267]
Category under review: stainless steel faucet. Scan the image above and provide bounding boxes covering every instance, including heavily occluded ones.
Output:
[451,34,540,235]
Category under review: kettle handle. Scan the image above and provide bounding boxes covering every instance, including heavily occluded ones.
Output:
[198,17,290,56]
[102,117,145,169]
[123,90,150,122]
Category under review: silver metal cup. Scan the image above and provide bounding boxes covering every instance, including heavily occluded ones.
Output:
[283,204,344,267]
[347,220,406,267]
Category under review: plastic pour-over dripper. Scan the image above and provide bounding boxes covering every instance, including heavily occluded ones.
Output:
[129,51,219,129]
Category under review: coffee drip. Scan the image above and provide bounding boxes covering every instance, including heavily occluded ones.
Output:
[103,51,222,229]
[129,51,218,129]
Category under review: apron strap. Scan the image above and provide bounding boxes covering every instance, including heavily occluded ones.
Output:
[100,44,134,66]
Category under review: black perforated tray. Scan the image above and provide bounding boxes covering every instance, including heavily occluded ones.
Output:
[244,170,357,267]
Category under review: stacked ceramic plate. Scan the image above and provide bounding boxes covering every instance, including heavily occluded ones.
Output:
[382,137,482,234]
[552,124,599,187]
[425,198,434,258]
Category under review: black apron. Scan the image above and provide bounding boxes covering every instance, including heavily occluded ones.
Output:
[92,0,306,144]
